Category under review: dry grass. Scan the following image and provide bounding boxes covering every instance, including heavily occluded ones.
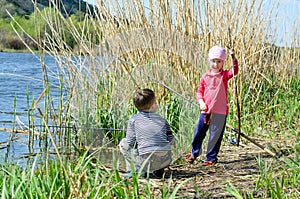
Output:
[10,0,299,128]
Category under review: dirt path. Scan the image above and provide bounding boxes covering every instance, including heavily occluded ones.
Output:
[133,142,284,198]
[95,136,291,198]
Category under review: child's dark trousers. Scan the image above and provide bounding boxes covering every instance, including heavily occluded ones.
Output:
[191,113,227,162]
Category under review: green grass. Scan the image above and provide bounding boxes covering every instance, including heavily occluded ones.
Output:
[0,152,191,198]
[225,156,300,199]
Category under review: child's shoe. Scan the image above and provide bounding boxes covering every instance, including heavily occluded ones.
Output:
[152,168,164,178]
[202,160,217,166]
[186,153,196,164]
[122,172,133,178]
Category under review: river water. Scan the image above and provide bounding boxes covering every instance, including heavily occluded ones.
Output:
[0,52,57,123]
[0,52,123,167]
[0,52,66,164]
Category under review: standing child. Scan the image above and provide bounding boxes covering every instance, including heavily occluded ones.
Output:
[119,88,174,178]
[186,45,238,166]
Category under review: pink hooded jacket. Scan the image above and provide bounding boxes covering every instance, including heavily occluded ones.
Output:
[196,59,238,115]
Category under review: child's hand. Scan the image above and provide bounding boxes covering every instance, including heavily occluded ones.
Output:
[229,48,235,59]
[198,99,207,111]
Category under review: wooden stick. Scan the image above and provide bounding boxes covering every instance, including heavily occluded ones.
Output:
[228,28,241,146]
[226,124,280,158]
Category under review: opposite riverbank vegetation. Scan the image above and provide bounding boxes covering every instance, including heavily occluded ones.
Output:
[0,0,299,198]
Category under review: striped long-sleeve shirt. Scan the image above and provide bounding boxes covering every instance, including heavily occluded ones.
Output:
[126,111,174,155]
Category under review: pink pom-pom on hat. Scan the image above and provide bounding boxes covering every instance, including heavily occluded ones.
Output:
[209,46,226,61]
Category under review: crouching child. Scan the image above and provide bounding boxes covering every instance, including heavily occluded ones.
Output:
[119,88,174,178]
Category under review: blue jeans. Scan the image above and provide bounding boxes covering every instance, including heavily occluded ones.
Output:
[191,113,227,162]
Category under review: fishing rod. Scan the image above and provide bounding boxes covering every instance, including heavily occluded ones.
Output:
[24,37,277,158]
[117,57,198,107]
[116,45,281,159]
[0,125,126,137]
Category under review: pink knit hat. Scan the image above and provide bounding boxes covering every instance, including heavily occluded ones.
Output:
[209,46,226,61]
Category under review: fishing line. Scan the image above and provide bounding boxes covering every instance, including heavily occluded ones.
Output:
[116,57,198,107]
[27,124,126,132]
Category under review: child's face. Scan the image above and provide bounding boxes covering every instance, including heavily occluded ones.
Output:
[209,58,224,72]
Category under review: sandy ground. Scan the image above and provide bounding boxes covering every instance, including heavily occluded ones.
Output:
[90,134,293,198]
[116,140,291,198]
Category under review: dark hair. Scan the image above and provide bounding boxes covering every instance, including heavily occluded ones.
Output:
[133,88,155,111]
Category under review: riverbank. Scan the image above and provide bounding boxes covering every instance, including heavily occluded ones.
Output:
[0,48,33,53]
[0,131,297,198]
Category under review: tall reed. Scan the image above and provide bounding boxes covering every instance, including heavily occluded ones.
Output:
[9,0,299,158]
[14,0,297,131]
[8,0,299,160]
